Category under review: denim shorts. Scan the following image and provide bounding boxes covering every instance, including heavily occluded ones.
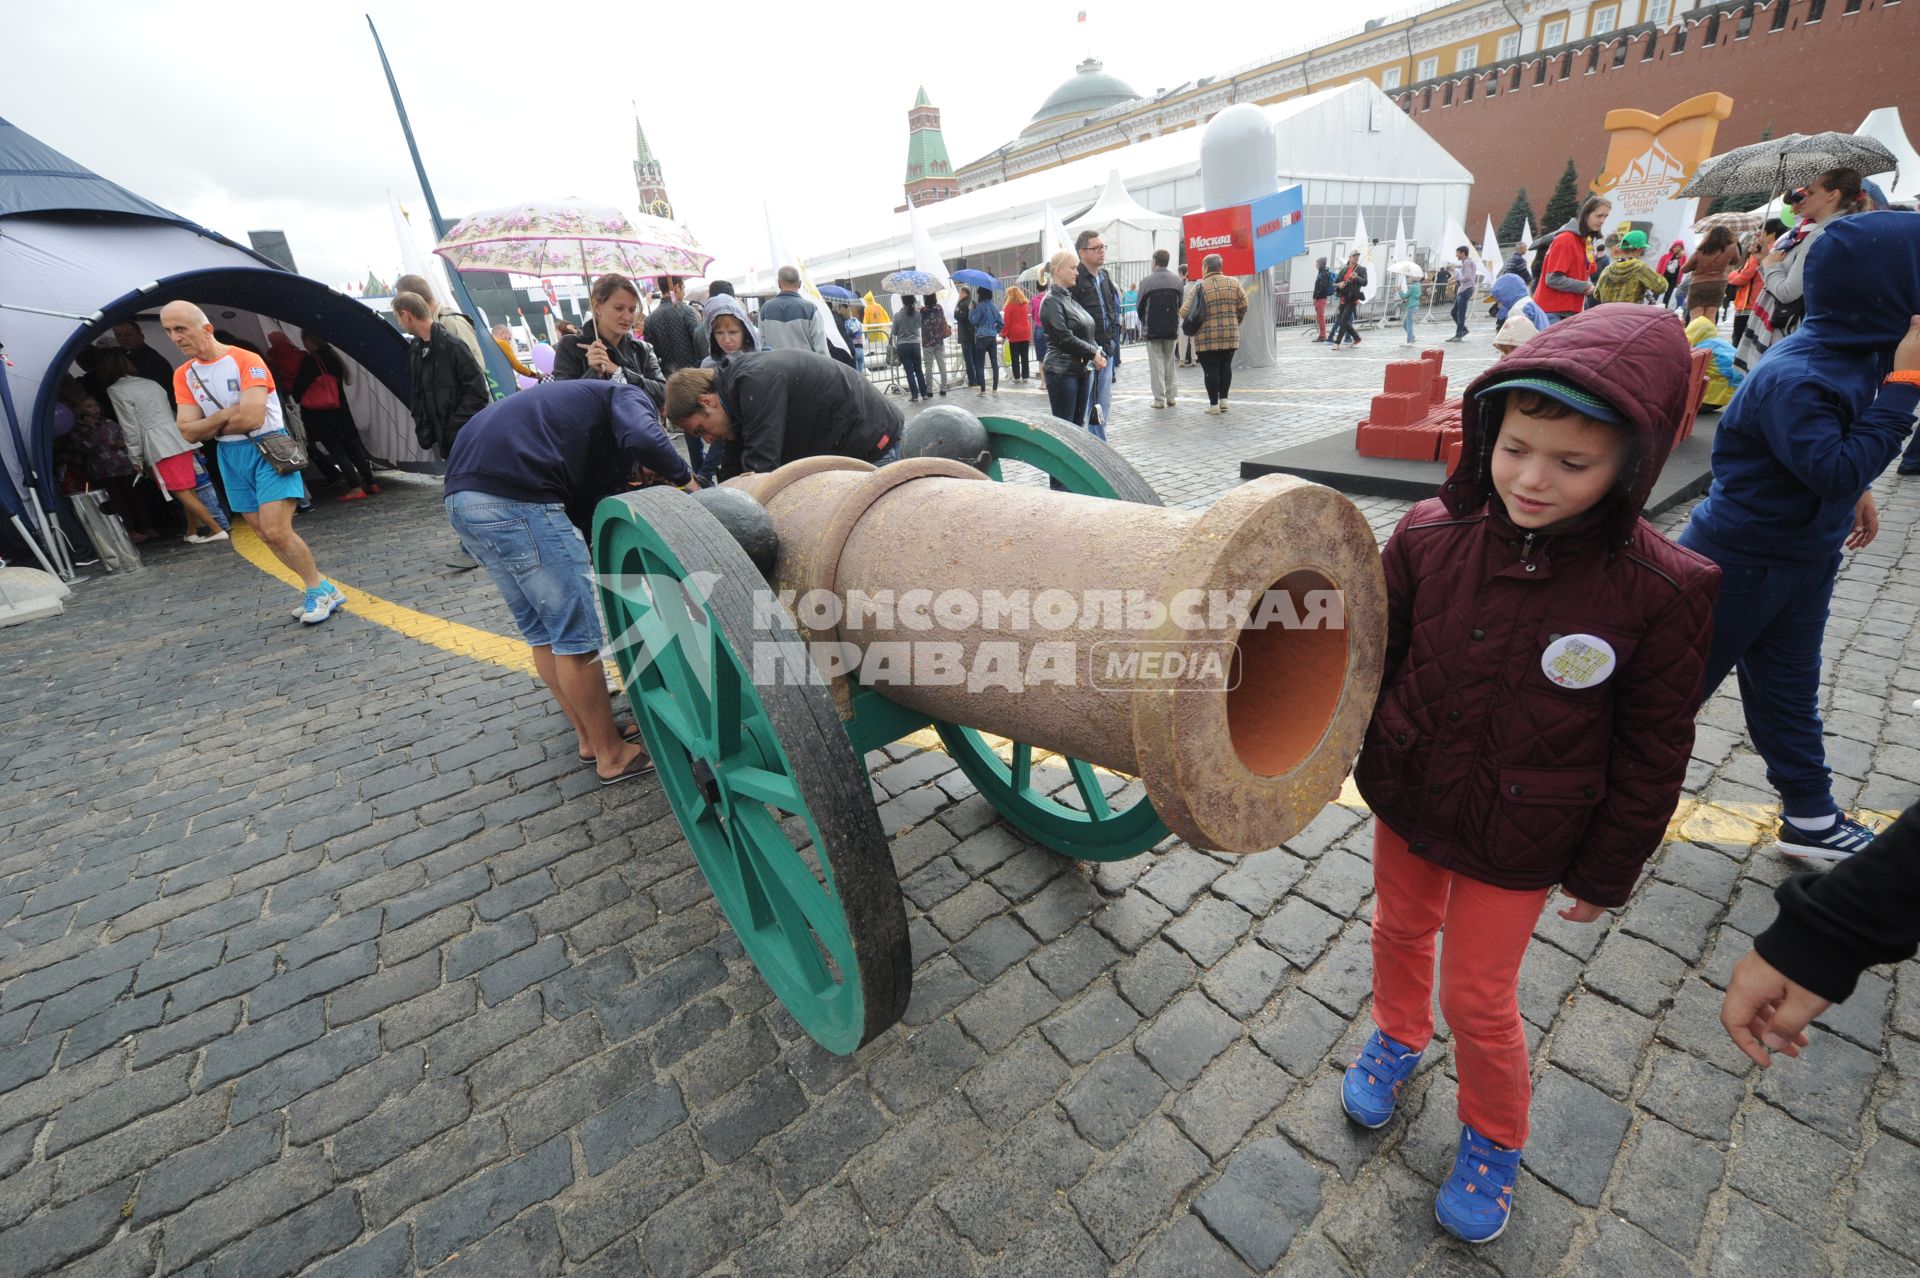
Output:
[446,491,604,656]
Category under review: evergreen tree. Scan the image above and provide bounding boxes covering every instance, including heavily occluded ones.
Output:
[1498,187,1537,246]
[1541,159,1582,230]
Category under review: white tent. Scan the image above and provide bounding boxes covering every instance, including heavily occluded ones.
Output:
[1857,107,1920,202]
[1066,169,1183,265]
[741,81,1472,293]
[0,116,416,559]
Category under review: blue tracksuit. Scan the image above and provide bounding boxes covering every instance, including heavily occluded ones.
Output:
[1679,213,1920,818]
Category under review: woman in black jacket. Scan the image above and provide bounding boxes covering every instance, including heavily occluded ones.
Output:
[553,273,667,406]
[291,332,378,499]
[1038,251,1106,428]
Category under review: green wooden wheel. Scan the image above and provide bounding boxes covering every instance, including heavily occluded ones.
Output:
[930,414,1172,862]
[594,488,909,1053]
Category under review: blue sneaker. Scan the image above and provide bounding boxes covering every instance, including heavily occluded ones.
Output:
[1342,1028,1423,1129]
[298,581,346,625]
[1773,814,1877,863]
[1436,1124,1522,1244]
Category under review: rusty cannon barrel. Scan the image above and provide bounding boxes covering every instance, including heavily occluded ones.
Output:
[726,456,1387,853]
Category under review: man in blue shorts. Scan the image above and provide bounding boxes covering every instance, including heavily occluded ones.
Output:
[164,302,344,624]
[445,378,697,784]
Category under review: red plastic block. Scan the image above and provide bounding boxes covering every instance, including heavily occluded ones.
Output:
[1357,424,1441,461]
[1429,375,1449,405]
[1382,361,1432,395]
[1421,349,1447,371]
[1368,391,1430,428]
[1442,438,1465,470]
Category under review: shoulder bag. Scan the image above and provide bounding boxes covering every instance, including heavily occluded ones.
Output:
[188,364,308,475]
[299,352,343,411]
[1181,283,1208,337]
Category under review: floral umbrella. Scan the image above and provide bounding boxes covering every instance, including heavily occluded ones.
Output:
[434,200,714,280]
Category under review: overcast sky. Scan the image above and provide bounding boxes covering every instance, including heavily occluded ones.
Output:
[2,0,1407,288]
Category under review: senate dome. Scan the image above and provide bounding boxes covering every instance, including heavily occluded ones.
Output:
[1021,58,1142,140]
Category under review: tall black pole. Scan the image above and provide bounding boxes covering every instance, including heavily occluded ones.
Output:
[366,15,511,399]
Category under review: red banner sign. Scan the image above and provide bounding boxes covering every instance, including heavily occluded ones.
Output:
[1182,206,1255,275]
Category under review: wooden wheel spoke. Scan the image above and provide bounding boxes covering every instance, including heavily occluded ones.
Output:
[641,691,702,755]
[710,624,742,757]
[726,807,840,992]
[718,761,806,812]
[1068,758,1112,821]
[1010,742,1033,794]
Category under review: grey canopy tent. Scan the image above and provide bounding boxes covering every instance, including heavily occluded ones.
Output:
[0,114,416,564]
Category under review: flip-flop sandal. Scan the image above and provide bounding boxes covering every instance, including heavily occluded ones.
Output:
[580,724,642,763]
[597,752,657,786]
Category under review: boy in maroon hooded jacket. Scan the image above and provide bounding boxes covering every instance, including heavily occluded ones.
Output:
[1340,304,1720,1243]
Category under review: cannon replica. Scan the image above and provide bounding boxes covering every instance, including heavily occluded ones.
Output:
[592,413,1386,1054]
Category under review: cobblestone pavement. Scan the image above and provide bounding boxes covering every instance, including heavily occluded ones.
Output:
[3,315,1918,1277]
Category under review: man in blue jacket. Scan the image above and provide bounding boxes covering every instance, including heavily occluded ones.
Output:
[1678,213,1920,861]
[444,379,694,786]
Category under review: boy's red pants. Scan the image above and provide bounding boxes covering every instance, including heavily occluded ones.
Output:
[1369,820,1551,1148]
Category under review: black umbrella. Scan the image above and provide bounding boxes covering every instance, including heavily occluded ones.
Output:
[1679,132,1897,199]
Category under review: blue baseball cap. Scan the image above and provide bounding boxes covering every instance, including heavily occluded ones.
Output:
[1480,374,1626,424]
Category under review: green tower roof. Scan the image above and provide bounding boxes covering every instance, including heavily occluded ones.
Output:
[904,128,952,183]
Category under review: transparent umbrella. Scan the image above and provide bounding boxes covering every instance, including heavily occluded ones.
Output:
[434,200,714,279]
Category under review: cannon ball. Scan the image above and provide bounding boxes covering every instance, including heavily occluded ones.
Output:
[692,486,779,576]
[900,405,993,472]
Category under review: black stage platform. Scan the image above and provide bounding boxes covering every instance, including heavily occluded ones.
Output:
[1241,416,1719,518]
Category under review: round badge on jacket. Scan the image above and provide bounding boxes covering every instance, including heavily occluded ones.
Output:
[1541,633,1617,688]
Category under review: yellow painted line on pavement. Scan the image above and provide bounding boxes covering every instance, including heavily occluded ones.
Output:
[230,527,1899,849]
[228,523,537,677]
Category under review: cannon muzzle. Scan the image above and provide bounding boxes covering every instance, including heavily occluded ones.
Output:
[726,458,1386,853]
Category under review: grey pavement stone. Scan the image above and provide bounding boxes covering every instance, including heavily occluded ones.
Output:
[1212,848,1309,916]
[445,915,534,982]
[1041,979,1140,1065]
[1619,881,1723,964]
[1660,977,1767,1076]
[1481,1170,1582,1278]
[327,950,440,1027]
[1014,872,1101,941]
[981,1202,1111,1278]
[1136,850,1225,913]
[556,1129,703,1262]
[1301,926,1376,1018]
[1546,993,1657,1098]
[230,1018,380,1125]
[1517,937,1583,1029]
[1091,892,1174,954]
[467,1012,602,1111]
[1201,940,1289,1020]
[428,1206,561,1278]
[126,1113,280,1225]
[131,998,241,1068]
[1584,930,1689,1016]
[1731,1104,1854,1232]
[1027,926,1122,999]
[935,1109,1097,1253]
[1,1177,136,1278]
[987,847,1067,905]
[956,965,1059,1053]
[1296,847,1375,918]
[1638,1048,1749,1142]
[475,934,568,1005]
[1255,989,1350,1078]
[849,1094,990,1226]
[1317,1158,1437,1278]
[961,1031,1071,1131]
[693,1063,806,1165]
[1164,896,1254,968]
[1137,990,1241,1087]
[413,1134,572,1268]
[1275,1070,1392,1183]
[733,1182,871,1278]
[849,1200,980,1278]
[1070,1115,1212,1260]
[1522,1070,1631,1207]
[903,952,980,1026]
[1815,969,1892,1053]
[1260,897,1345,969]
[200,1186,364,1278]
[421,990,544,1076]
[1115,938,1199,1017]
[578,1077,686,1174]
[361,1115,511,1230]
[642,1155,784,1278]
[159,1145,333,1272]
[1565,1215,1694,1278]
[53,1090,230,1207]
[1611,1119,1725,1253]
[951,915,1041,983]
[1194,1134,1328,1272]
[678,1018,780,1108]
[287,1046,425,1145]
[59,991,164,1066]
[1708,1195,1825,1278]
[1172,1041,1294,1159]
[763,1083,890,1203]
[46,1056,192,1155]
[1063,1048,1169,1149]
[1849,1137,1920,1262]
[199,1001,327,1089]
[1123,1213,1254,1277]
[598,949,727,1039]
[376,978,476,1049]
[1753,1024,1880,1145]
[870,1020,984,1115]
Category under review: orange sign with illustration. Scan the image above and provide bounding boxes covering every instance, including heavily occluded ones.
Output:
[1592,92,1735,248]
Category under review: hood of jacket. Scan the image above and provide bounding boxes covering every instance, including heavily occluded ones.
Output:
[1796,211,1920,352]
[1684,316,1720,346]
[1489,274,1531,322]
[701,292,761,362]
[1530,219,1581,254]
[1446,303,1693,539]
